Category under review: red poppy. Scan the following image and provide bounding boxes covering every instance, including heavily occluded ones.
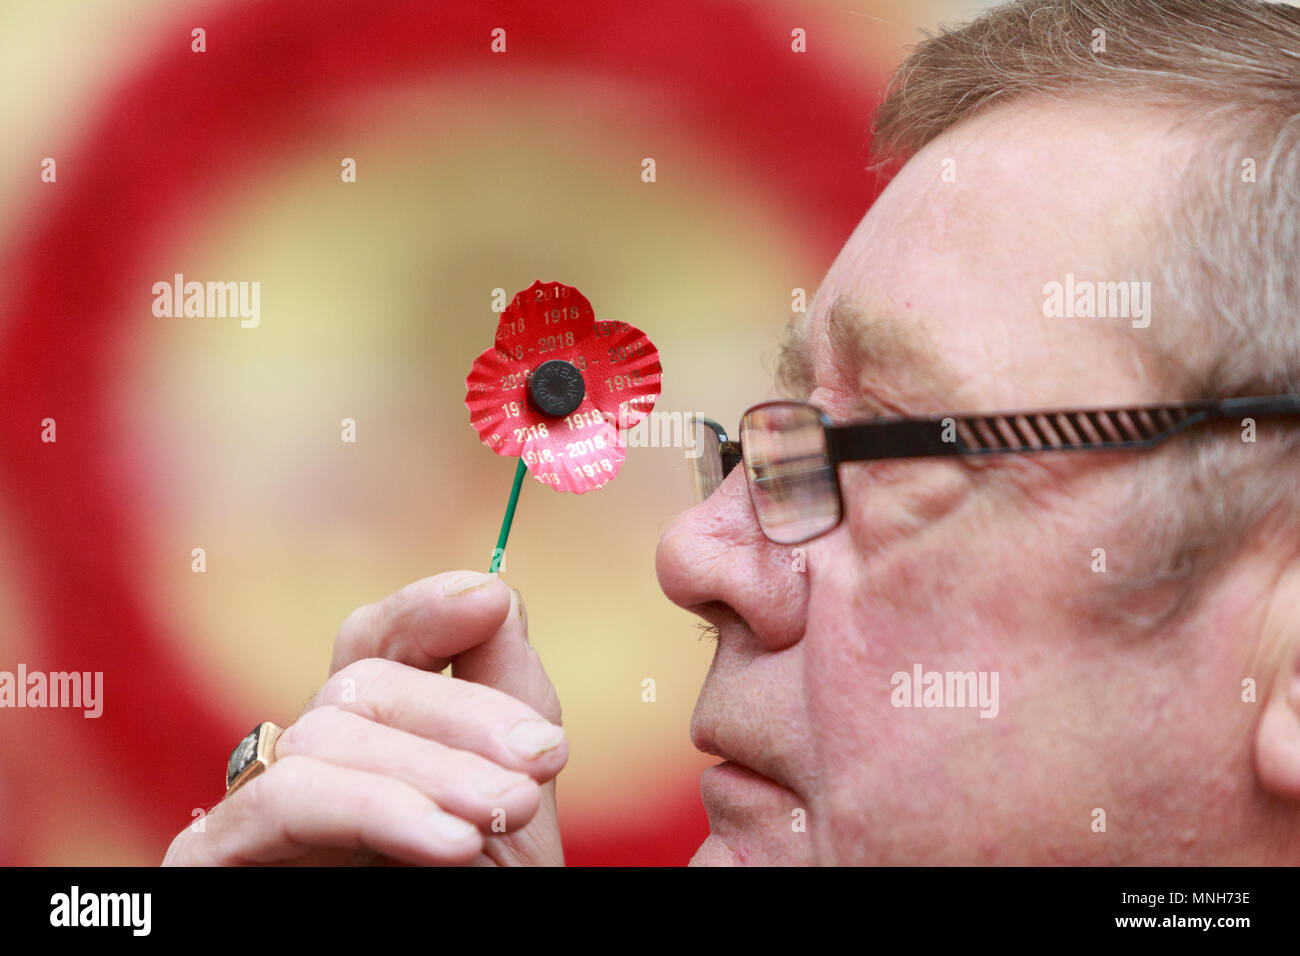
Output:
[465,281,662,493]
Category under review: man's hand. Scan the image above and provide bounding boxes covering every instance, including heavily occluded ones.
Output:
[162,571,566,866]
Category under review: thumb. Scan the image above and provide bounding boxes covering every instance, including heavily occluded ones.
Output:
[451,583,562,725]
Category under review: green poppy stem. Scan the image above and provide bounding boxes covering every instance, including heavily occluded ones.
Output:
[488,457,528,573]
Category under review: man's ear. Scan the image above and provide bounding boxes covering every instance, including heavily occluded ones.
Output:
[1254,562,1300,801]
[1255,659,1300,801]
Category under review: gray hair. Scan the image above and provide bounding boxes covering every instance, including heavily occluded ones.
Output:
[870,0,1300,624]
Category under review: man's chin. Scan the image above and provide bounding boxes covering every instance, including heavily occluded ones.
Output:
[688,834,742,866]
[691,763,817,865]
[688,830,816,866]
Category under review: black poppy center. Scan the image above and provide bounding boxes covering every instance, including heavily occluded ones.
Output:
[528,359,586,418]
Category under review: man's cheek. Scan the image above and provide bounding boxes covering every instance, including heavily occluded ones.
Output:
[837,461,974,554]
[799,544,1018,862]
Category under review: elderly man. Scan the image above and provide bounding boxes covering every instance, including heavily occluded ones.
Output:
[164,0,1300,865]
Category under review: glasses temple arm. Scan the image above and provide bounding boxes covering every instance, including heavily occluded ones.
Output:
[825,419,963,462]
[826,395,1300,463]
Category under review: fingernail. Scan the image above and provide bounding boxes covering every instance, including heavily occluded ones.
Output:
[506,719,565,760]
[442,572,493,597]
[510,587,529,641]
[428,811,478,842]
[475,767,531,798]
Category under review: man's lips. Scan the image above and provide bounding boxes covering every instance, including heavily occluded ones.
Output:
[701,760,783,789]
[691,725,793,794]
[698,760,798,819]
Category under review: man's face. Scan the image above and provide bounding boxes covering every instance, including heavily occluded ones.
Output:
[656,99,1263,864]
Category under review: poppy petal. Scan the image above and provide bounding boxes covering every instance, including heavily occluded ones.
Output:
[584,319,662,430]
[465,344,539,457]
[495,280,597,354]
[522,398,626,494]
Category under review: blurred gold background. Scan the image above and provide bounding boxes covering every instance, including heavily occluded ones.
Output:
[0,0,992,864]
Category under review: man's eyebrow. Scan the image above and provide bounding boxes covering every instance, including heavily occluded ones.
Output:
[776,294,952,406]
[775,311,815,398]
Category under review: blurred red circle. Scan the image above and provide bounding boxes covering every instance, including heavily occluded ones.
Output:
[0,0,888,865]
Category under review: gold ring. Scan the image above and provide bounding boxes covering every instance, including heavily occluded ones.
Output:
[224,721,284,797]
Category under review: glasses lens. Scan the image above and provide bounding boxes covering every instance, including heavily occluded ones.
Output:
[740,403,840,543]
[688,417,725,504]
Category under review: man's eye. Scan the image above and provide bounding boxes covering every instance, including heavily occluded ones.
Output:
[749,459,775,483]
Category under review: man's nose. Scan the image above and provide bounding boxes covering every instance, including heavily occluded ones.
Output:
[655,464,761,611]
[655,464,809,652]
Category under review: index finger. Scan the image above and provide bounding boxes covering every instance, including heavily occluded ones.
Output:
[330,571,512,675]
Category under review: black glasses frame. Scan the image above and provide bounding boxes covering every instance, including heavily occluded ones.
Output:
[703,395,1300,544]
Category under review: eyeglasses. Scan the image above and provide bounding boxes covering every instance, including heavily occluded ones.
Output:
[690,395,1300,545]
